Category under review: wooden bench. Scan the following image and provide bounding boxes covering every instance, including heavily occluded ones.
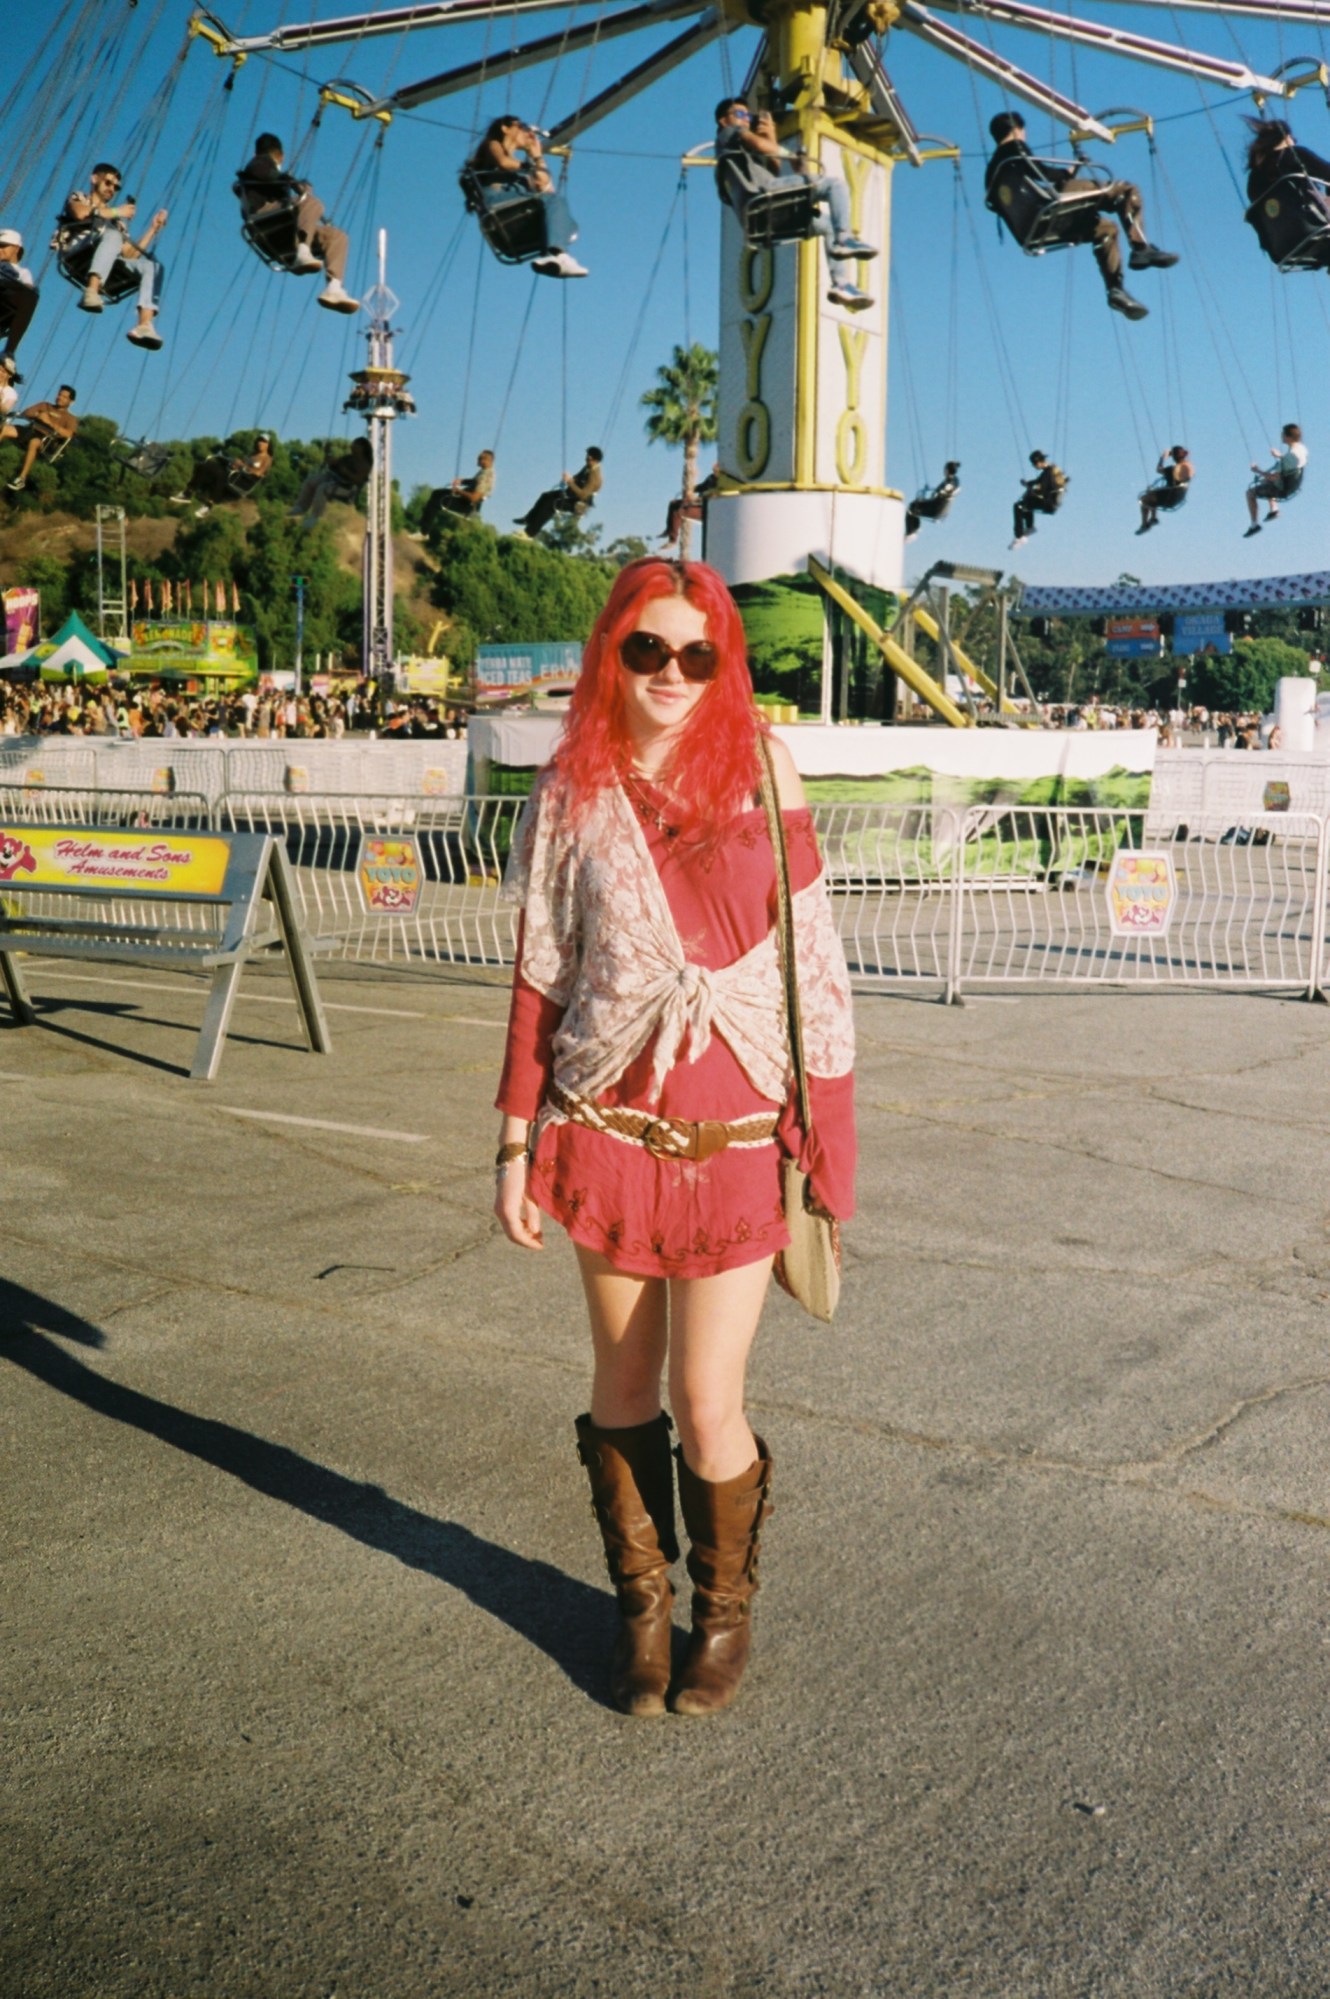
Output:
[0,823,330,1080]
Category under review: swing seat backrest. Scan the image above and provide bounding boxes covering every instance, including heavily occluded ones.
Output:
[53,222,142,305]
[120,441,172,478]
[458,167,551,264]
[28,425,72,465]
[233,178,320,275]
[988,158,1109,256]
[734,176,821,248]
[1245,173,1330,273]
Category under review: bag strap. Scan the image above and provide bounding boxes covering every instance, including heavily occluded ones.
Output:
[757,732,813,1137]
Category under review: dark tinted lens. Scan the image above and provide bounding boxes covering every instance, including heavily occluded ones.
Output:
[620,632,670,673]
[676,643,718,681]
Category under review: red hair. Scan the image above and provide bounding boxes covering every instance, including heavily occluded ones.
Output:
[553,557,764,833]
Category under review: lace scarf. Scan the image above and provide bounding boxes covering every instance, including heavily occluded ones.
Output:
[502,772,854,1112]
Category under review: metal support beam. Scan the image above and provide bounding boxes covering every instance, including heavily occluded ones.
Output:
[927,0,1285,97]
[546,9,730,148]
[809,556,973,727]
[383,0,705,112]
[900,4,1114,137]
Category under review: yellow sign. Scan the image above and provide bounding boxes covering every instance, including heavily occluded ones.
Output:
[1106,850,1175,938]
[357,834,422,914]
[0,827,231,895]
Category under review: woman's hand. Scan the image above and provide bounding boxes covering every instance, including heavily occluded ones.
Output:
[494,1159,544,1250]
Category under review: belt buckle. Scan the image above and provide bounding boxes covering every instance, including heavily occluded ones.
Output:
[641,1117,691,1160]
[693,1121,730,1163]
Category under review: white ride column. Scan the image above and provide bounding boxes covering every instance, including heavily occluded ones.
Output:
[706,130,904,594]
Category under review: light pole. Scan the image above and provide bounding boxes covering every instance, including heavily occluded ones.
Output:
[345,228,415,689]
[293,573,306,699]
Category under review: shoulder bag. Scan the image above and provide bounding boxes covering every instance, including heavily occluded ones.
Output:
[757,734,841,1323]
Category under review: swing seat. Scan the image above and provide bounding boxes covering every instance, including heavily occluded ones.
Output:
[715,155,822,247]
[20,420,73,466]
[232,179,322,275]
[226,465,266,500]
[1141,481,1187,511]
[736,180,821,249]
[1245,173,1330,274]
[987,158,1112,257]
[1248,464,1304,501]
[53,224,143,306]
[458,168,554,265]
[115,438,172,478]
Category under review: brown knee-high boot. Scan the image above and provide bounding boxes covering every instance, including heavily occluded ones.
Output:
[575,1413,680,1717]
[670,1438,773,1718]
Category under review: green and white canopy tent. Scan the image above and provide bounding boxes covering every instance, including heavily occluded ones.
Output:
[27,613,122,685]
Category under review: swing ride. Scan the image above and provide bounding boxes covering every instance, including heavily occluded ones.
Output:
[6,0,1330,717]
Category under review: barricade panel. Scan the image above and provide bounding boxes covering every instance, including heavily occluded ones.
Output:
[810,802,961,993]
[954,806,1322,993]
[218,792,524,967]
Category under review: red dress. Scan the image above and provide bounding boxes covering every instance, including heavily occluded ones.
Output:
[497,780,856,1279]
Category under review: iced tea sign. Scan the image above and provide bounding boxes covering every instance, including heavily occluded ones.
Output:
[1106,850,1175,937]
[356,833,422,914]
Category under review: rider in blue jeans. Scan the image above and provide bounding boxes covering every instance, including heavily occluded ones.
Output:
[714,99,877,312]
[58,163,168,350]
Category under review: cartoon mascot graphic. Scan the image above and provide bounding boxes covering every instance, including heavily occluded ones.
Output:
[0,834,38,882]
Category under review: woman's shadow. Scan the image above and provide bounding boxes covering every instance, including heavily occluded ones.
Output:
[1,1278,615,1706]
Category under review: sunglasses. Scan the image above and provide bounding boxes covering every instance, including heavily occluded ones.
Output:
[619,631,719,682]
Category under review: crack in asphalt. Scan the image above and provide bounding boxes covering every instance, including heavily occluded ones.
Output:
[750,1371,1330,1535]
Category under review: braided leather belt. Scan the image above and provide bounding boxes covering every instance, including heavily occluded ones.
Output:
[549,1083,778,1163]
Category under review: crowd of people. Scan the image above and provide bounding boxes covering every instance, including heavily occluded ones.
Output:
[0,678,466,741]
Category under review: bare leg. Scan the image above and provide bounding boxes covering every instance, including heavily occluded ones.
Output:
[667,1257,773,1480]
[576,1245,668,1429]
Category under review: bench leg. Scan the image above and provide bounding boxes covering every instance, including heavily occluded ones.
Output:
[0,945,36,1025]
[265,846,332,1057]
[191,960,245,1082]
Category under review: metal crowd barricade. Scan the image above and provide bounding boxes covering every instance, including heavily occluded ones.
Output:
[951,804,1327,998]
[810,802,964,997]
[218,791,526,968]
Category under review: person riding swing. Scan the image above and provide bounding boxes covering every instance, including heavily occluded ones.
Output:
[1137,445,1192,533]
[985,112,1176,323]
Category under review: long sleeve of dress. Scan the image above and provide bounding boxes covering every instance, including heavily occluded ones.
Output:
[495,915,564,1119]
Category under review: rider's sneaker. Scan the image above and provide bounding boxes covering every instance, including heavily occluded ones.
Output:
[1106,286,1148,321]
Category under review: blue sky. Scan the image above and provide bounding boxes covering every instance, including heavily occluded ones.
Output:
[5,0,1330,593]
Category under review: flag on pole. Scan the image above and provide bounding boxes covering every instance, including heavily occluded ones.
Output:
[230,579,240,616]
[215,580,226,616]
[163,579,173,614]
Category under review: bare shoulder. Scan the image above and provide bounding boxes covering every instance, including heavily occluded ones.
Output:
[764,731,807,811]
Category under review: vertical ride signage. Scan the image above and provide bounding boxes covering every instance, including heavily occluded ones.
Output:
[815,137,887,493]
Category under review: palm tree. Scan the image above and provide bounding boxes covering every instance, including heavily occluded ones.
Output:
[640,344,718,561]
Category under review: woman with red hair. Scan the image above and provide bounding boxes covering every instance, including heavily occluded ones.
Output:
[494,557,856,1717]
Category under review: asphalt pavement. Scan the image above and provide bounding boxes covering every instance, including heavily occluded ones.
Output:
[4,957,1330,1998]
